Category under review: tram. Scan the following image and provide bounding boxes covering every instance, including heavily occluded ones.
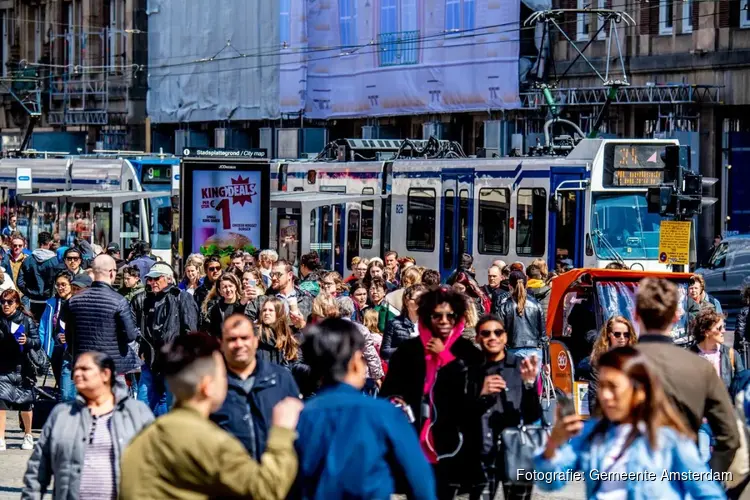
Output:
[273,138,684,279]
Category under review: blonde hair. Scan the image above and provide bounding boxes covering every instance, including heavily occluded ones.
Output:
[530,258,548,279]
[363,308,381,334]
[312,293,340,319]
[590,316,638,367]
[259,297,299,361]
[400,266,422,288]
[464,299,478,328]
[514,280,527,316]
[186,253,206,278]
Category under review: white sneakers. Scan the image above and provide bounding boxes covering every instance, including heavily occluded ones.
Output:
[0,435,33,450]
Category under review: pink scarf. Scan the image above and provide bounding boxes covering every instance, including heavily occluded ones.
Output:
[417,319,465,463]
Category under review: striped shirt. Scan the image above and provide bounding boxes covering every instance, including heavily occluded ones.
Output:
[78,410,117,500]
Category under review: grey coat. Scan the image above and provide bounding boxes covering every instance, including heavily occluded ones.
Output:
[21,383,154,500]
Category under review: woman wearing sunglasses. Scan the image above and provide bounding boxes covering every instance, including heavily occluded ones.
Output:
[380,286,483,499]
[0,289,40,451]
[584,316,638,415]
[466,314,542,500]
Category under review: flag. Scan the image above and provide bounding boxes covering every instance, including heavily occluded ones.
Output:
[11,321,24,340]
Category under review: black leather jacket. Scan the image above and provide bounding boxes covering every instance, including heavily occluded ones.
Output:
[735,307,749,352]
[498,295,546,350]
[381,315,416,361]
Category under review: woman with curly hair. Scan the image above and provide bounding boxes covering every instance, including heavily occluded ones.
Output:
[584,316,638,415]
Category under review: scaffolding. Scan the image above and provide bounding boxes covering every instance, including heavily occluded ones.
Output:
[520,84,722,108]
[47,26,130,126]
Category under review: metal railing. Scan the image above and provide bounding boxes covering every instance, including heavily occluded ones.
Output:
[378,30,420,67]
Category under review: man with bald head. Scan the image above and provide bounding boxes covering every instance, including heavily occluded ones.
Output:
[62,253,140,395]
[210,313,300,459]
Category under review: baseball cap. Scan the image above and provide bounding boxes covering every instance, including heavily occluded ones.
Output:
[106,242,120,252]
[145,262,173,279]
[71,274,93,289]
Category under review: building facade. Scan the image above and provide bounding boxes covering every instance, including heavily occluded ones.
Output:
[0,0,147,154]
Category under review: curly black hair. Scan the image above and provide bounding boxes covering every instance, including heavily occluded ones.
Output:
[417,285,468,328]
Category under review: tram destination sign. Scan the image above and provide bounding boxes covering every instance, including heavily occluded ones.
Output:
[604,143,672,187]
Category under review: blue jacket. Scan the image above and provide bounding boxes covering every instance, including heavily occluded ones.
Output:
[18,249,59,302]
[534,419,725,500]
[290,383,436,500]
[210,356,300,459]
[62,281,140,374]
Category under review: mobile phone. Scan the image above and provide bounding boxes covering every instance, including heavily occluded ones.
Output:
[248,279,257,288]
[558,392,577,419]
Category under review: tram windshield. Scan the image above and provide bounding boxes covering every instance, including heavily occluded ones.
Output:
[148,196,172,251]
[591,193,662,261]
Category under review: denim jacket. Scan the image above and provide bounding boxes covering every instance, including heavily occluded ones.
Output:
[534,419,725,500]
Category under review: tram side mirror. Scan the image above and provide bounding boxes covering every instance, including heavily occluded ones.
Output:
[549,193,560,213]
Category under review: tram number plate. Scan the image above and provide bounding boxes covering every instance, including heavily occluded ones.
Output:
[396,204,404,214]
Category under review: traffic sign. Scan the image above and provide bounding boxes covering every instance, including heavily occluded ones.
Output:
[658,220,691,265]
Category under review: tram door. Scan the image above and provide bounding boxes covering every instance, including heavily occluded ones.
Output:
[549,168,587,271]
[309,204,345,273]
[440,171,474,282]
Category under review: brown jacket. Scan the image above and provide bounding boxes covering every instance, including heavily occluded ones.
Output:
[119,405,298,500]
[636,334,740,473]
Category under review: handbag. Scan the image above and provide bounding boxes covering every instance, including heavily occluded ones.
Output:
[540,370,557,426]
[26,345,50,377]
[499,382,553,485]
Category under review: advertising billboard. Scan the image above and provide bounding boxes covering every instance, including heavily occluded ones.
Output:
[181,159,270,263]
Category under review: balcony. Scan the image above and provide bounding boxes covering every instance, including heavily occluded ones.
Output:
[378,30,419,67]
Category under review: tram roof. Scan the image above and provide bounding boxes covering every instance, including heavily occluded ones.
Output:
[19,189,171,204]
[271,191,385,208]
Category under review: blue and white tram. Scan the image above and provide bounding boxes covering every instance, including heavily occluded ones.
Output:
[278,138,683,278]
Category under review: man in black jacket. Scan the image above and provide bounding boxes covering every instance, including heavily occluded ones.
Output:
[18,232,59,321]
[63,254,140,383]
[132,262,199,416]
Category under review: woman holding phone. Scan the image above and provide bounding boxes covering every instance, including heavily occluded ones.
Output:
[0,288,40,451]
[534,347,724,499]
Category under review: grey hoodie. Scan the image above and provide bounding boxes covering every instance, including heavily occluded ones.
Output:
[32,248,56,263]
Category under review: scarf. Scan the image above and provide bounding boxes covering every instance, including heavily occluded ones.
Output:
[417,319,465,463]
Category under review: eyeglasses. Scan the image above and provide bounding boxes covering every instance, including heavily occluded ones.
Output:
[207,266,221,272]
[0,299,16,305]
[612,332,631,339]
[479,328,506,338]
[431,312,458,322]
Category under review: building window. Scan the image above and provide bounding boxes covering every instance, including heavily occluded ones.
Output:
[659,0,674,35]
[406,188,436,252]
[280,0,291,46]
[681,0,693,33]
[346,209,360,267]
[478,188,510,255]
[576,0,590,42]
[109,0,124,71]
[34,7,44,63]
[0,9,11,77]
[516,188,547,256]
[596,0,607,40]
[339,0,357,47]
[379,0,419,66]
[445,0,475,32]
[741,0,750,28]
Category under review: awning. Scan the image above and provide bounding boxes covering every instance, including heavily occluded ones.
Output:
[18,189,171,204]
[271,191,385,208]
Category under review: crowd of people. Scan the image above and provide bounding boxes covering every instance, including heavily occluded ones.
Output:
[0,226,745,499]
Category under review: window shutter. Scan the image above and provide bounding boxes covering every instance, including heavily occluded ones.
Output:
[691,0,699,29]
[562,0,576,35]
[718,0,739,28]
[640,0,657,35]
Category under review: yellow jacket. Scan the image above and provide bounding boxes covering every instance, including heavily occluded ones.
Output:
[119,405,298,500]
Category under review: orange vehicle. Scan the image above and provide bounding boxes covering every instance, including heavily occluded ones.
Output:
[544,268,694,416]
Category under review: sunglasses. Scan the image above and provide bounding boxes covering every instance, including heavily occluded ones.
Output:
[0,299,16,305]
[612,332,631,339]
[479,328,506,338]
[431,312,458,322]
[207,266,221,272]
[11,244,23,248]
[65,256,81,261]
[270,272,285,278]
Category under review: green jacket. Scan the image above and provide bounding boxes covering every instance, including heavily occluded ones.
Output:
[119,405,298,500]
[369,301,399,333]
[120,283,146,303]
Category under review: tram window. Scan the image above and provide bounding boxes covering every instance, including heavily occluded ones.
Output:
[478,188,510,255]
[406,188,436,252]
[361,201,374,249]
[442,189,456,271]
[516,188,547,256]
[310,207,333,270]
[347,209,361,268]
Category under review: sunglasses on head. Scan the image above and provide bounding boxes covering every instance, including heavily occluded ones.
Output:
[431,312,458,322]
[612,332,631,339]
[479,328,506,338]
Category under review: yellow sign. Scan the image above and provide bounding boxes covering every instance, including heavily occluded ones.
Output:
[658,221,691,265]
